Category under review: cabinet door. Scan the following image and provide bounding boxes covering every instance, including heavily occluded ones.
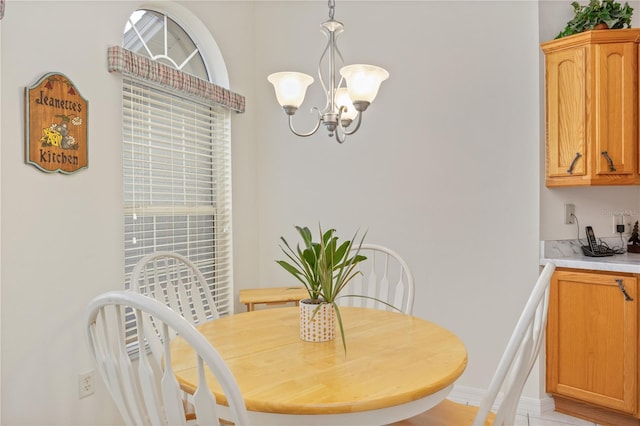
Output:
[546,270,638,413]
[546,47,587,179]
[592,43,638,179]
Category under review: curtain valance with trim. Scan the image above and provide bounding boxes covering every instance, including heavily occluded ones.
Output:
[107,46,245,113]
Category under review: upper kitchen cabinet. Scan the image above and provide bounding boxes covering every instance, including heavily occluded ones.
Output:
[542,29,640,187]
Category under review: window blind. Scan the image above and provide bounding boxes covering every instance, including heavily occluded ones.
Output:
[122,76,233,344]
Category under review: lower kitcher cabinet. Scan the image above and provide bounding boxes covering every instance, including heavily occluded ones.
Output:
[546,268,639,424]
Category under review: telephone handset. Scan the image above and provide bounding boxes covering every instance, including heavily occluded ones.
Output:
[582,226,614,257]
[586,226,600,253]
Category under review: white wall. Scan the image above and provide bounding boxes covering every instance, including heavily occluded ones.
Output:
[2,1,638,425]
[1,2,130,423]
[0,1,256,424]
[254,0,543,398]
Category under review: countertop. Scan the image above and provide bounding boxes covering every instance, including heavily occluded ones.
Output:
[540,239,640,274]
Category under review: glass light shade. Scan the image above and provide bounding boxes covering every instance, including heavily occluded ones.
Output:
[339,64,389,103]
[267,72,314,108]
[335,88,358,121]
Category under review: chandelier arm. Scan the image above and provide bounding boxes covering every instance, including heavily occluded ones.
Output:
[328,23,344,115]
[317,39,332,112]
[287,109,323,137]
[333,42,345,72]
[338,110,363,136]
[328,30,337,114]
[333,42,346,105]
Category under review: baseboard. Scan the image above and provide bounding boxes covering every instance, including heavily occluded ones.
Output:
[448,385,555,417]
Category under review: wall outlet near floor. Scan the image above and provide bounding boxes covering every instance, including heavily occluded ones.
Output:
[79,370,95,399]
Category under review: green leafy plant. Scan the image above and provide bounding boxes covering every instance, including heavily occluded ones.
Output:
[277,225,397,351]
[556,0,633,39]
[277,225,366,303]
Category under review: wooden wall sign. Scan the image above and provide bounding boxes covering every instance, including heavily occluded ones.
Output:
[25,72,88,174]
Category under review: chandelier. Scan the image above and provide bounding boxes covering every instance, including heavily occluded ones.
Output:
[267,0,389,144]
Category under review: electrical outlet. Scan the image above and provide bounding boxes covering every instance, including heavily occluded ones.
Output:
[564,204,575,225]
[612,214,623,234]
[79,371,95,399]
[610,215,639,235]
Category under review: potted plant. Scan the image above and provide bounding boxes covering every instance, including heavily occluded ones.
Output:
[277,225,381,351]
[556,0,633,39]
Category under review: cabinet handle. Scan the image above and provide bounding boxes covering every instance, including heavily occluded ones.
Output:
[567,152,582,174]
[616,279,633,301]
[601,151,616,172]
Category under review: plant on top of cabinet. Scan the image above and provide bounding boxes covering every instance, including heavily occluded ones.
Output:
[556,0,633,39]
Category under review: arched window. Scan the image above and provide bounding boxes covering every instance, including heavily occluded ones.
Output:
[123,9,208,79]
[114,6,244,328]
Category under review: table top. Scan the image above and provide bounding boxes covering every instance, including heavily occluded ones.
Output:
[170,306,467,424]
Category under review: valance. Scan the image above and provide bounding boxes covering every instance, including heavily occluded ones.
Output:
[107,46,245,113]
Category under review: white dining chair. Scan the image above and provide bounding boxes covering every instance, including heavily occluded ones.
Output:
[129,251,220,359]
[85,290,249,426]
[340,243,415,314]
[130,251,221,420]
[391,262,556,426]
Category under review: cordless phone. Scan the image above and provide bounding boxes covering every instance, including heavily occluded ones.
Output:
[581,226,614,257]
[585,226,600,254]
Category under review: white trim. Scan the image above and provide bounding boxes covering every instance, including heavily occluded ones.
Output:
[448,385,556,417]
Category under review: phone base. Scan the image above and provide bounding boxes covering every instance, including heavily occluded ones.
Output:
[581,245,614,257]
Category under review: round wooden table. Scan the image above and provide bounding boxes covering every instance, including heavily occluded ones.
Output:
[170,306,467,425]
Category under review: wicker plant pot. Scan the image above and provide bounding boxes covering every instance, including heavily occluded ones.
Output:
[299,299,335,342]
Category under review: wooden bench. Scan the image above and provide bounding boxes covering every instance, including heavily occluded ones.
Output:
[239,286,308,312]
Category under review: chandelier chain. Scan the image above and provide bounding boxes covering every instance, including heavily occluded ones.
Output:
[328,0,335,20]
